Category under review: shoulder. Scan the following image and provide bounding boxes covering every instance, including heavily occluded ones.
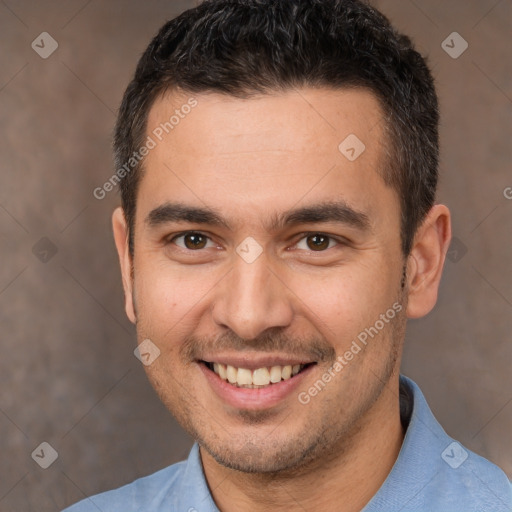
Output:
[429,446,512,511]
[395,376,512,511]
[61,460,187,512]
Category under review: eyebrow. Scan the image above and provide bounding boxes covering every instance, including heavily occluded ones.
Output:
[145,200,371,232]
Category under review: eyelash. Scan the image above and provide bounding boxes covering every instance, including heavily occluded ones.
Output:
[166,231,345,253]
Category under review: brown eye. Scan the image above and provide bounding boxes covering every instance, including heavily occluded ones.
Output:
[306,234,330,251]
[171,232,212,250]
[184,232,207,249]
[294,233,339,252]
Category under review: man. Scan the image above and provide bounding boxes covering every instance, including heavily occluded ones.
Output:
[64,0,512,510]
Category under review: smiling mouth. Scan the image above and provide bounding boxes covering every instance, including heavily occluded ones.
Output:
[201,361,316,388]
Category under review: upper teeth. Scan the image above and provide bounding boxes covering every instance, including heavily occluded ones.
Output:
[212,363,303,387]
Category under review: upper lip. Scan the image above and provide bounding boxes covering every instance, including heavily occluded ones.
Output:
[199,353,316,370]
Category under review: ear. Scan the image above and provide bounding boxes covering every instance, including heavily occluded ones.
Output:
[112,207,137,324]
[405,204,452,319]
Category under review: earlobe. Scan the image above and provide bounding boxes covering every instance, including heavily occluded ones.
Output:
[405,204,452,319]
[112,207,137,324]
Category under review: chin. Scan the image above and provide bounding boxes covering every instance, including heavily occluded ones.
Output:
[196,428,324,475]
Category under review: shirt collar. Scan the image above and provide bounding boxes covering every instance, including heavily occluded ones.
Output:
[362,374,447,511]
[169,375,455,511]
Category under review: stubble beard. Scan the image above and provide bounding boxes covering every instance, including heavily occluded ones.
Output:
[133,272,408,477]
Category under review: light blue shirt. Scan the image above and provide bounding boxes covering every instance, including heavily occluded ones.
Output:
[63,375,512,511]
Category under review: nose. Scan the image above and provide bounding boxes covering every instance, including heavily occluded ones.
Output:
[211,250,294,341]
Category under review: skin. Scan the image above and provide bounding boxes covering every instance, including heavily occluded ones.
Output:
[113,87,451,511]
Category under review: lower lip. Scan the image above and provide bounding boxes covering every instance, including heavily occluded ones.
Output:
[199,363,316,410]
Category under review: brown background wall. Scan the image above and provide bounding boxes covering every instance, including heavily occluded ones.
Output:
[0,0,510,510]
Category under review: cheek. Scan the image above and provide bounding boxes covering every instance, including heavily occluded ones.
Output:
[134,259,218,334]
[291,261,399,345]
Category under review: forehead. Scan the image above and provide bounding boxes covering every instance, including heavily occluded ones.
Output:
[138,87,397,232]
[146,87,387,157]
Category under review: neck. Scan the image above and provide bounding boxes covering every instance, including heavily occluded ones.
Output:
[200,377,405,512]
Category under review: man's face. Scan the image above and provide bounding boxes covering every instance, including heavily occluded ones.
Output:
[123,87,408,473]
